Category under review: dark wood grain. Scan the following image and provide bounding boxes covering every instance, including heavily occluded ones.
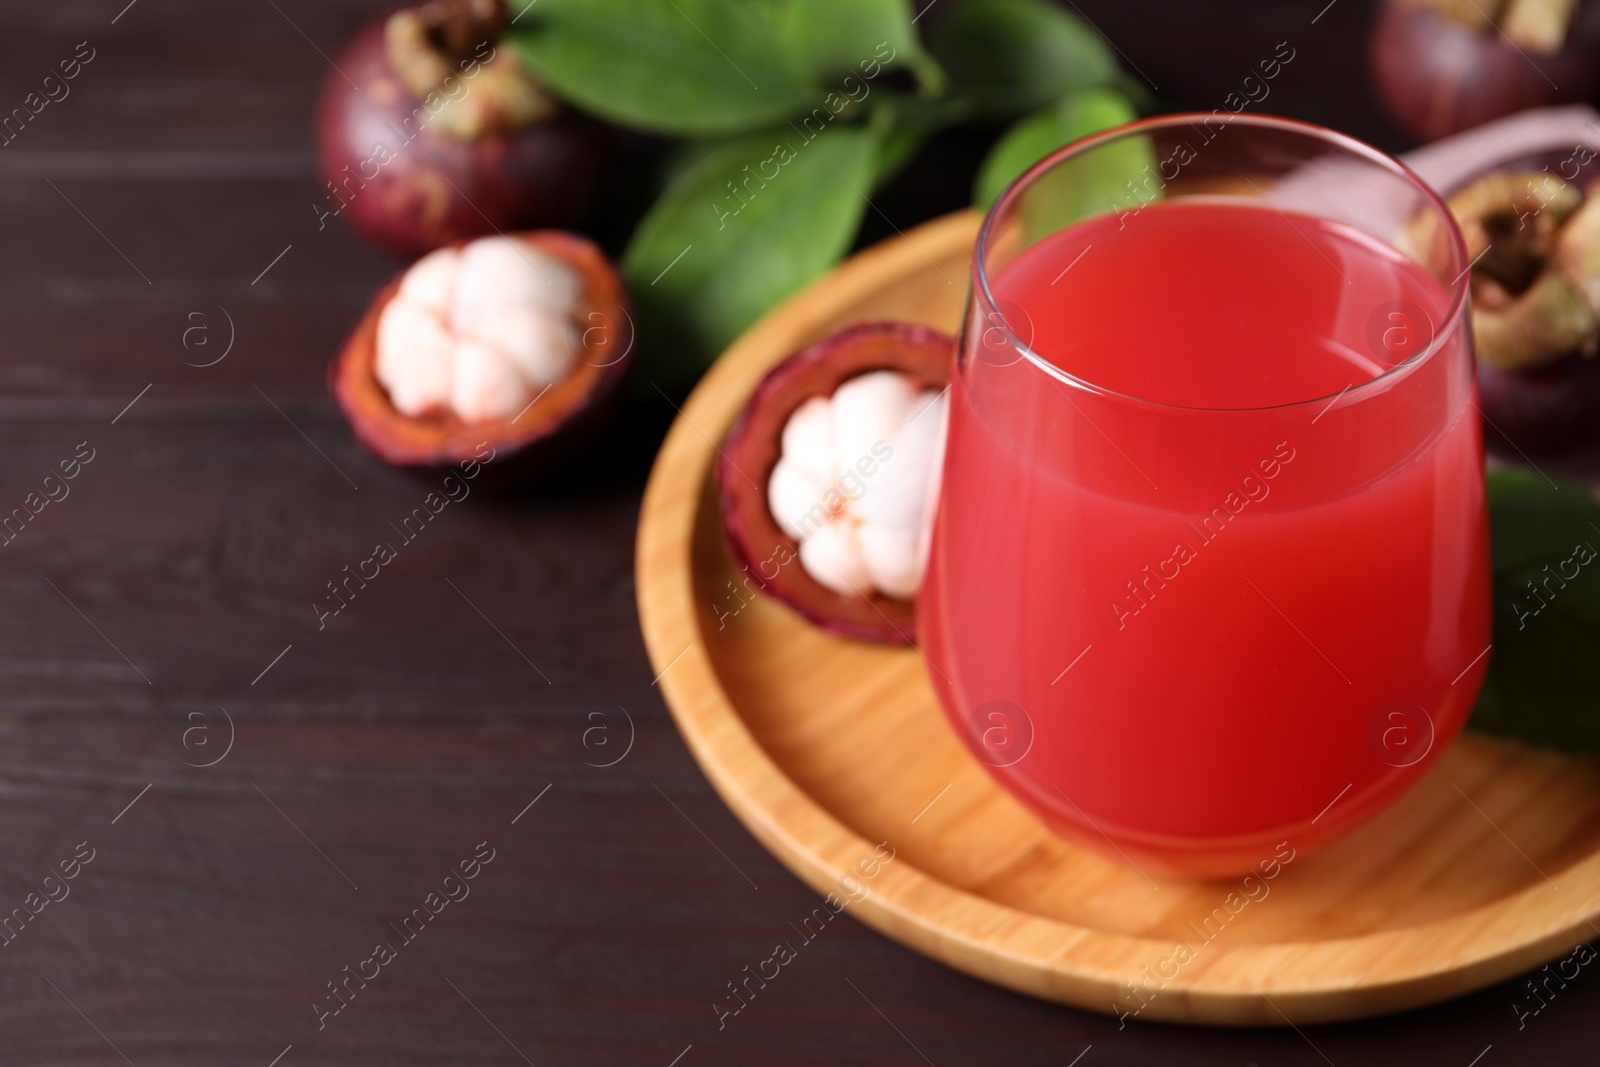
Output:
[0,1,1587,1064]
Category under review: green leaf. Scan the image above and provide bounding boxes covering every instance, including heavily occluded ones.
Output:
[776,0,946,93]
[509,0,816,137]
[623,123,881,376]
[1014,137,1153,241]
[973,86,1136,208]
[1470,468,1600,752]
[929,0,1118,117]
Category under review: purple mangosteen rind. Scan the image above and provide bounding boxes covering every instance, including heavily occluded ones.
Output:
[714,322,956,646]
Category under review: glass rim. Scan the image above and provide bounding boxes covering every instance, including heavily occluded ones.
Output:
[972,112,1473,415]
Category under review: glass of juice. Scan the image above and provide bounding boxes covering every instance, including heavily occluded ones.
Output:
[919,114,1490,878]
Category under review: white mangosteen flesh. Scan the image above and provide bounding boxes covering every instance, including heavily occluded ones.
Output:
[373,236,582,422]
[765,371,947,600]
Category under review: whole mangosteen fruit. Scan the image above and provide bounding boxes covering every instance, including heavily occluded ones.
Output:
[1368,0,1600,142]
[316,0,603,258]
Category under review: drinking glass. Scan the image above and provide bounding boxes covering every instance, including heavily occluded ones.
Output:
[919,114,1490,877]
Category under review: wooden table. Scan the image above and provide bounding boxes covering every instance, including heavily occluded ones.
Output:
[0,1,1583,1064]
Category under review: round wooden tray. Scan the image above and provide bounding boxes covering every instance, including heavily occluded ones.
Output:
[635,209,1600,1026]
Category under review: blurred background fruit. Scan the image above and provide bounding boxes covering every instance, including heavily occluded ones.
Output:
[315,0,604,259]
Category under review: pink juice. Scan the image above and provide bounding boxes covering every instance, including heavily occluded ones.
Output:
[920,198,1491,876]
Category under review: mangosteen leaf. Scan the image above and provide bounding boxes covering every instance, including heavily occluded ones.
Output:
[623,124,881,377]
[927,0,1119,118]
[972,86,1137,208]
[774,0,946,94]
[1469,467,1600,752]
[509,0,816,137]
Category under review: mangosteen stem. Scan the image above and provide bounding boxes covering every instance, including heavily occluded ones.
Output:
[1557,187,1600,316]
[1408,0,1576,49]
[1474,269,1596,370]
[1452,170,1580,291]
[385,0,553,139]
[1462,176,1600,371]
[417,0,507,65]
[1408,0,1507,31]
[1501,0,1579,52]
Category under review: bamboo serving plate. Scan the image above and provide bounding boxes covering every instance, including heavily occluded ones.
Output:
[635,209,1600,1026]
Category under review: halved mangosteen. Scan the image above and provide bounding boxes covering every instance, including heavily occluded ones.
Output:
[331,230,631,480]
[717,322,953,645]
